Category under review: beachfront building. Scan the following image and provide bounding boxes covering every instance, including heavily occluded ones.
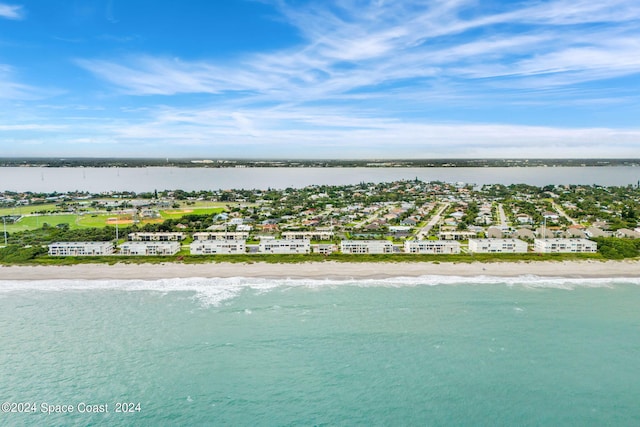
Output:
[313,244,337,255]
[281,231,335,241]
[258,239,311,254]
[190,240,246,255]
[128,232,185,241]
[340,240,394,254]
[119,241,180,256]
[468,239,528,253]
[192,232,249,241]
[404,240,460,254]
[48,241,114,256]
[534,238,597,253]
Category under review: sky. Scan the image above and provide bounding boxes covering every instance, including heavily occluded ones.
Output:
[1,0,640,159]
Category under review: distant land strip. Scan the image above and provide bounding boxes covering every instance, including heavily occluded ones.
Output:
[1,158,639,168]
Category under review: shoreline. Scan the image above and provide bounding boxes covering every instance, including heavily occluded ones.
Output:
[1,260,639,280]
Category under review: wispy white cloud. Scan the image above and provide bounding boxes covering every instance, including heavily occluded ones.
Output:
[0,65,60,100]
[516,0,640,25]
[6,101,640,157]
[0,124,66,131]
[0,3,24,20]
[77,0,640,105]
[68,103,636,157]
[75,57,260,96]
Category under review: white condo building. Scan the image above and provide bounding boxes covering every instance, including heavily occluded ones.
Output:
[259,239,311,254]
[48,241,114,256]
[468,239,528,253]
[192,232,249,241]
[534,238,597,253]
[281,231,335,241]
[128,232,185,241]
[190,240,246,255]
[438,231,478,241]
[404,240,460,254]
[313,244,337,255]
[119,241,180,256]
[340,240,394,254]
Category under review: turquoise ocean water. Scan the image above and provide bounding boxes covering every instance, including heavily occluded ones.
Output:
[1,276,639,426]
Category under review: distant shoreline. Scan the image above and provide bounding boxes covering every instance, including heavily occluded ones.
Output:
[2,157,639,169]
[1,260,639,281]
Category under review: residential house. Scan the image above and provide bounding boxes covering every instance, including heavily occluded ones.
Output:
[486,227,504,239]
[614,228,640,239]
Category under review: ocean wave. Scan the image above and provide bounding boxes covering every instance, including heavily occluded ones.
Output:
[0,276,638,306]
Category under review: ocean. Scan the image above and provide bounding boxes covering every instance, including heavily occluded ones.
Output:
[1,276,639,426]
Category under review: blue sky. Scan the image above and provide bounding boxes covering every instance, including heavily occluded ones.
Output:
[2,0,640,158]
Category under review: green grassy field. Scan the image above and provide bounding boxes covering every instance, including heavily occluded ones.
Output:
[3,213,130,232]
[2,206,227,232]
[0,204,61,216]
[159,207,224,219]
[4,214,78,233]
[75,214,136,228]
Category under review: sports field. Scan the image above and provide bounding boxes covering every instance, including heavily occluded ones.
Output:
[2,206,226,233]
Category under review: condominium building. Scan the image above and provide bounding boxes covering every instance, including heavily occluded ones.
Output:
[468,239,528,253]
[404,240,460,254]
[534,238,597,253]
[128,232,185,241]
[48,241,114,256]
[313,244,337,255]
[119,241,180,256]
[281,231,335,241]
[192,232,249,241]
[340,240,394,254]
[438,231,478,241]
[258,239,311,254]
[190,240,247,255]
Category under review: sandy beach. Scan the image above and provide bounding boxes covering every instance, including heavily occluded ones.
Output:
[1,260,639,280]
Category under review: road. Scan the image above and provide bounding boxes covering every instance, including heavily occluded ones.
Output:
[352,207,385,229]
[416,202,449,239]
[497,203,509,228]
[552,202,578,225]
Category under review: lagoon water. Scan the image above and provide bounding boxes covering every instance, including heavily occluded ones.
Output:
[2,165,640,192]
[1,277,640,425]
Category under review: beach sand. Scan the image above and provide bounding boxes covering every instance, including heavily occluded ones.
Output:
[1,260,638,280]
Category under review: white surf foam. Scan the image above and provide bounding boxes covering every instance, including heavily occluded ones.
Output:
[0,275,638,306]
